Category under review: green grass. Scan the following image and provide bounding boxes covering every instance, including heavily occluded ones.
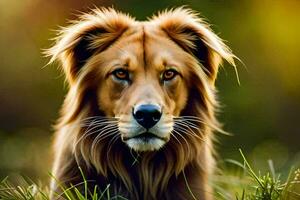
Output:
[213,150,300,200]
[0,150,299,200]
[0,175,127,200]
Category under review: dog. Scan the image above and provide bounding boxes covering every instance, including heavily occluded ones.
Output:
[47,7,235,200]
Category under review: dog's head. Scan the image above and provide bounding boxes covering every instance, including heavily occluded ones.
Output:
[48,8,235,153]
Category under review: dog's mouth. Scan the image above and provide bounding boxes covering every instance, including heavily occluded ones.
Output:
[123,132,167,142]
[123,131,168,151]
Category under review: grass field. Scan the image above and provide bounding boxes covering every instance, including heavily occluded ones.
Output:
[0,150,299,200]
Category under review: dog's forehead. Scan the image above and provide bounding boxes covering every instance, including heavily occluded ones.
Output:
[144,26,188,67]
[108,23,188,70]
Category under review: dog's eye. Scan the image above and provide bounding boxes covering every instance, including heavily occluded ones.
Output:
[112,69,129,80]
[162,69,178,81]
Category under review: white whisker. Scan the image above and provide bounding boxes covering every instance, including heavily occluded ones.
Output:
[172,129,189,147]
[170,132,183,147]
[174,122,205,142]
[175,119,201,130]
[174,116,229,135]
[80,120,118,127]
[74,122,118,152]
[106,133,121,156]
[91,129,119,152]
[172,129,191,155]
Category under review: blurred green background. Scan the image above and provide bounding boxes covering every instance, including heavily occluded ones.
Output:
[0,0,299,183]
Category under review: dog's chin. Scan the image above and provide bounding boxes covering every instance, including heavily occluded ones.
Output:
[125,137,166,152]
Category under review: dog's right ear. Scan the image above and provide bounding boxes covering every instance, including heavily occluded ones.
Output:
[46,8,134,85]
[151,7,236,83]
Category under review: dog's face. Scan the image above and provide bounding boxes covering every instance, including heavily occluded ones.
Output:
[95,26,190,151]
[48,8,235,152]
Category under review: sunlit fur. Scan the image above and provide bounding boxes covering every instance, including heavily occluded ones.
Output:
[47,7,235,200]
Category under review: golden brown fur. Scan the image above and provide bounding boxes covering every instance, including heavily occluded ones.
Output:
[47,7,235,200]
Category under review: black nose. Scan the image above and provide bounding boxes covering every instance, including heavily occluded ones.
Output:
[133,104,162,129]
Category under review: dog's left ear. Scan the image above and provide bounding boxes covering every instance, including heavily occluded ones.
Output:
[45,8,135,85]
[152,8,236,82]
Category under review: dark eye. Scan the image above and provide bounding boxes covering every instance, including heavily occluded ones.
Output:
[162,69,178,81]
[112,68,129,80]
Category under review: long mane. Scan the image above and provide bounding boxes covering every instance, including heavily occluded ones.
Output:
[53,59,220,199]
[49,7,235,199]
